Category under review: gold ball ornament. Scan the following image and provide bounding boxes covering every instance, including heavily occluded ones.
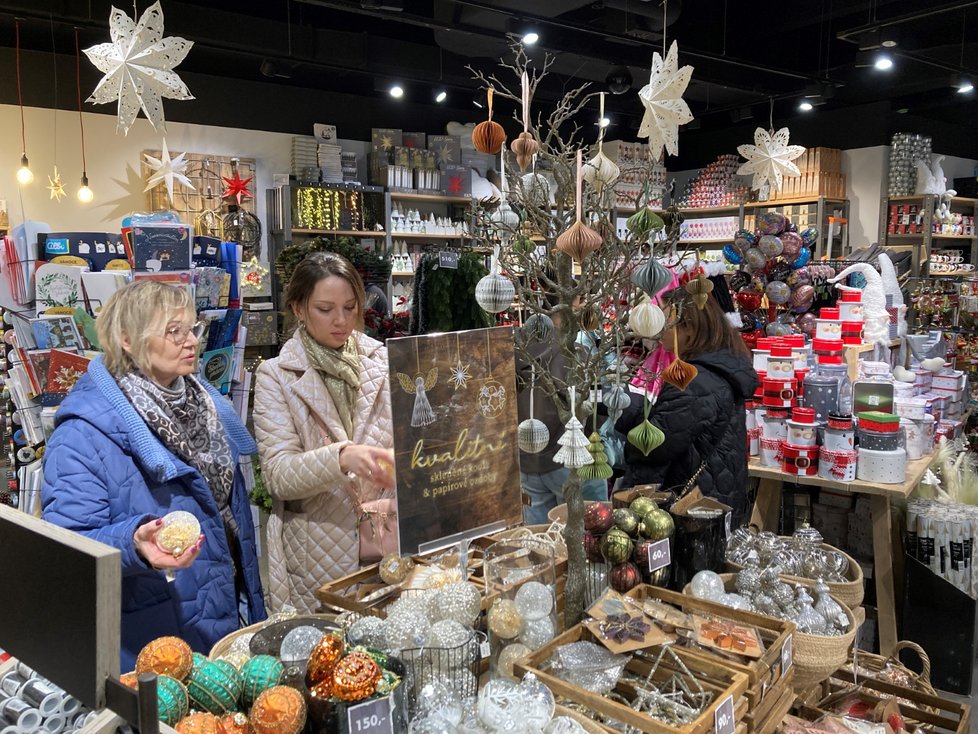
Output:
[639,507,675,541]
[510,132,539,171]
[378,553,415,584]
[488,598,524,639]
[497,643,532,680]
[555,220,602,263]
[221,712,252,734]
[175,713,224,734]
[250,686,307,734]
[136,636,194,681]
[331,652,382,702]
[306,633,345,685]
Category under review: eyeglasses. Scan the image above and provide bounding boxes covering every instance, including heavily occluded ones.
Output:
[163,320,206,346]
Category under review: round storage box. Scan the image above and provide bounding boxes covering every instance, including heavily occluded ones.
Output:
[762,409,788,439]
[901,418,926,461]
[818,447,858,482]
[815,319,843,341]
[762,378,797,408]
[857,447,907,484]
[857,426,905,452]
[895,397,927,420]
[824,415,855,451]
[782,443,819,476]
[786,408,818,447]
[803,373,841,424]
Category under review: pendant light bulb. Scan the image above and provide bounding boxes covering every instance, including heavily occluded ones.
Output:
[77,172,94,203]
[16,154,33,185]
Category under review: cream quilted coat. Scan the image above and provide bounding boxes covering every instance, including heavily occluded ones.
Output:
[253,331,393,613]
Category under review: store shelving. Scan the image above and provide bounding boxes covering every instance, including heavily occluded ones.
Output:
[291,229,383,237]
[879,195,978,278]
[743,196,849,257]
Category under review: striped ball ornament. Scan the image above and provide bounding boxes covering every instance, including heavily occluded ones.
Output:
[475,273,515,314]
[186,658,241,715]
[518,418,550,454]
[240,655,285,709]
[156,675,189,726]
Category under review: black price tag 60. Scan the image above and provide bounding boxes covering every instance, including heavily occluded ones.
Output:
[646,538,671,573]
[714,695,735,734]
[347,696,393,734]
[781,634,793,678]
[438,250,459,269]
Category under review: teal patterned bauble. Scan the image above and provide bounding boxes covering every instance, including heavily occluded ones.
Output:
[240,655,284,709]
[191,652,208,672]
[156,675,189,726]
[186,658,242,715]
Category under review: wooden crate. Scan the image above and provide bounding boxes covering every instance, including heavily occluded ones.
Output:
[514,624,750,734]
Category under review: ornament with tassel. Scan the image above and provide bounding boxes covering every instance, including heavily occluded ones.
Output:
[473,87,506,155]
[552,386,594,470]
[627,394,666,457]
[582,92,620,194]
[510,71,539,171]
[555,150,602,262]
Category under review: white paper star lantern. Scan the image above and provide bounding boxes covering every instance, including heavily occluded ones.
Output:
[144,138,194,204]
[637,41,694,159]
[84,1,194,136]
[736,127,806,193]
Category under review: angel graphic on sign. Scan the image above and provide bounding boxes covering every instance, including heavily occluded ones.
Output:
[397,367,439,427]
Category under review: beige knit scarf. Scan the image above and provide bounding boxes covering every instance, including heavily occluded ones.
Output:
[299,326,361,439]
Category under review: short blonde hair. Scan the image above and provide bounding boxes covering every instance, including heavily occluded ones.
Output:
[97,280,195,377]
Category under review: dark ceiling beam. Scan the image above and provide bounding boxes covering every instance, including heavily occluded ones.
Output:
[836,0,978,40]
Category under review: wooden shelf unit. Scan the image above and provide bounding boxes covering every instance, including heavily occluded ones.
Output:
[879,195,978,278]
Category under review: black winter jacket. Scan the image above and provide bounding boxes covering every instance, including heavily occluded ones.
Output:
[616,349,759,526]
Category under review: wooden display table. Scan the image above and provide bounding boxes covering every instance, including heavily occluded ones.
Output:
[747,455,932,658]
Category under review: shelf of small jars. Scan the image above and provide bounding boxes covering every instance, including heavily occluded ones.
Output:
[396,232,467,239]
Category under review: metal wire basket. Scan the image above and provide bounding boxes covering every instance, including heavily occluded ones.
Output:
[400,629,485,714]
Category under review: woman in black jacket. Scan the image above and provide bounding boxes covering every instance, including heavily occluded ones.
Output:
[617,289,759,525]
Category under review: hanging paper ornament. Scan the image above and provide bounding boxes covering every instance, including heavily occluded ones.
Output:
[519,172,551,208]
[144,139,195,205]
[490,144,520,240]
[475,246,516,313]
[603,385,632,418]
[556,151,602,262]
[661,327,698,391]
[579,432,614,480]
[583,93,620,193]
[473,87,506,155]
[510,72,540,171]
[552,387,594,470]
[737,127,805,193]
[637,41,695,159]
[47,167,67,202]
[83,1,194,135]
[626,207,665,241]
[221,170,253,205]
[629,298,665,338]
[684,274,714,310]
[631,256,673,298]
[627,396,666,457]
[522,312,554,342]
[518,365,550,454]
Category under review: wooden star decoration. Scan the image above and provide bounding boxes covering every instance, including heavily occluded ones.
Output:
[637,40,694,160]
[222,171,253,205]
[144,138,195,205]
[47,167,67,202]
[736,127,805,193]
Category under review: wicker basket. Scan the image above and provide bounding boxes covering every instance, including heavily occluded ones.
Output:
[208,613,338,660]
[726,540,864,609]
[843,641,937,702]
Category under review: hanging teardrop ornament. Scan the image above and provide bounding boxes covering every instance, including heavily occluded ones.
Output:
[627,397,666,457]
[473,87,507,155]
[685,273,714,310]
[661,327,698,390]
[556,150,602,262]
[631,256,673,299]
[582,93,619,192]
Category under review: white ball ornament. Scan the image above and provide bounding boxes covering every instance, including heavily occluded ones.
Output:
[518,615,555,649]
[514,581,554,621]
[433,582,483,627]
[475,273,516,314]
[629,299,666,338]
[690,570,726,600]
[518,418,550,454]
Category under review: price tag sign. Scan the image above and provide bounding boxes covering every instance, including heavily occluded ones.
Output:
[347,696,393,734]
[646,538,671,573]
[714,695,735,734]
[438,250,459,269]
[781,634,793,678]
[480,640,491,659]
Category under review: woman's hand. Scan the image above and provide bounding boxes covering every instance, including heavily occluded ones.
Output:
[339,444,396,488]
[133,518,205,571]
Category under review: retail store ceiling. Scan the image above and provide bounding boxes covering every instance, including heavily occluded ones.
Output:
[2,0,978,166]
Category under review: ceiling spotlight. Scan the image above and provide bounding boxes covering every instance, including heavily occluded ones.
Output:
[880,28,899,48]
[798,101,814,112]
[522,31,539,45]
[435,89,448,103]
[389,84,404,98]
[598,117,611,128]
[874,54,894,71]
[606,65,633,95]
[958,78,974,94]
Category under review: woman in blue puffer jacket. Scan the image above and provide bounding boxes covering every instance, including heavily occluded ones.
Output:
[42,281,266,670]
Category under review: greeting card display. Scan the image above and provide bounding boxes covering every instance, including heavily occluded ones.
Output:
[43,232,127,271]
[30,316,84,351]
[131,225,192,272]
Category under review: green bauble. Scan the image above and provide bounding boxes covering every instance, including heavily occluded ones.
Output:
[629,496,657,520]
[600,528,634,565]
[639,508,675,541]
[612,508,640,535]
[191,652,208,673]
[186,658,242,715]
[240,654,284,709]
[156,675,189,726]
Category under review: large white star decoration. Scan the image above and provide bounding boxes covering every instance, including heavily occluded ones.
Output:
[84,1,194,136]
[47,167,66,202]
[144,138,195,204]
[737,127,806,193]
[448,359,472,391]
[637,40,695,160]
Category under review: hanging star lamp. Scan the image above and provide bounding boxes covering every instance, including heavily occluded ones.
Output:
[579,375,614,480]
[627,395,666,457]
[74,29,93,203]
[472,87,506,155]
[510,72,539,171]
[144,138,194,205]
[555,151,602,262]
[517,365,550,454]
[637,37,694,160]
[582,92,620,194]
[737,125,805,194]
[222,168,253,206]
[14,20,33,185]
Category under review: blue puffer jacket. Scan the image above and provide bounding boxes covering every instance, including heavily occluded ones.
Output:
[41,357,267,671]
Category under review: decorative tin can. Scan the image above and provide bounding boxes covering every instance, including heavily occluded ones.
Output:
[785,407,818,447]
[766,345,795,380]
[841,321,863,340]
[838,290,864,322]
[818,447,858,482]
[762,378,797,408]
[857,447,906,484]
[824,414,855,451]
[815,319,843,341]
[761,408,789,439]
[894,397,927,420]
[857,426,905,451]
[922,414,936,449]
[782,443,819,476]
[748,426,761,456]
[901,418,926,460]
[760,437,783,468]
[803,372,840,424]
[812,338,844,365]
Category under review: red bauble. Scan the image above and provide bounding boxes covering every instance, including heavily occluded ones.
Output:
[610,561,642,593]
[583,502,614,534]
[583,531,603,563]
[735,291,762,312]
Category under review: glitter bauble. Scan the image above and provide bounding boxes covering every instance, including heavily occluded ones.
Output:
[156,675,189,726]
[583,531,603,563]
[488,599,523,639]
[514,581,554,621]
[386,594,431,621]
[221,712,252,734]
[331,652,382,702]
[347,616,387,649]
[612,508,639,535]
[433,582,482,627]
[518,616,555,649]
[175,713,223,734]
[378,553,415,584]
[240,655,284,709]
[690,570,726,600]
[217,651,250,670]
[428,619,471,649]
[250,686,307,734]
[383,610,430,652]
[496,643,531,680]
[600,528,634,564]
[156,511,201,556]
[136,636,193,680]
[306,633,345,686]
[477,679,522,730]
[610,562,642,593]
[628,496,657,519]
[583,502,614,534]
[185,658,241,715]
[735,566,762,597]
[638,508,674,541]
[279,626,326,664]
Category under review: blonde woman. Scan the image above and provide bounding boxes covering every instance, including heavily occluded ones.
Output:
[42,280,266,669]
[254,252,395,614]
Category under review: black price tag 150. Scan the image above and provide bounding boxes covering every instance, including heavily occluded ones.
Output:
[347,696,393,734]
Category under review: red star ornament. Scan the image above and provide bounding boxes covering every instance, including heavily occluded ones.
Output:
[221,171,253,205]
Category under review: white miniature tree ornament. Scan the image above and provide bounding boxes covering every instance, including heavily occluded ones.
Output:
[552,387,594,470]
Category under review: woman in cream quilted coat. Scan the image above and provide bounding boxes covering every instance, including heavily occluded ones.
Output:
[254,253,395,613]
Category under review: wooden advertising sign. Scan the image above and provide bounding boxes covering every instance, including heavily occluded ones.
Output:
[387,327,522,553]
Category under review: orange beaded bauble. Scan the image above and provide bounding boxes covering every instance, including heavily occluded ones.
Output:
[174,712,224,734]
[119,672,139,689]
[250,686,307,734]
[331,652,382,702]
[136,636,194,681]
[306,633,345,686]
[221,712,253,734]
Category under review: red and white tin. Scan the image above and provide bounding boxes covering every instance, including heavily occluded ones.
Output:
[818,447,858,482]
[748,426,761,456]
[838,290,864,322]
[760,436,783,468]
[762,378,797,408]
[761,408,789,440]
[782,443,819,476]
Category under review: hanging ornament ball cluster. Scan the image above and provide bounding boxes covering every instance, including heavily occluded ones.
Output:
[473,88,507,155]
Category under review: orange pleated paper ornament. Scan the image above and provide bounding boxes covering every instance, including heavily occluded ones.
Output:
[555,150,602,262]
[473,87,506,155]
[510,72,539,170]
[662,328,698,390]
